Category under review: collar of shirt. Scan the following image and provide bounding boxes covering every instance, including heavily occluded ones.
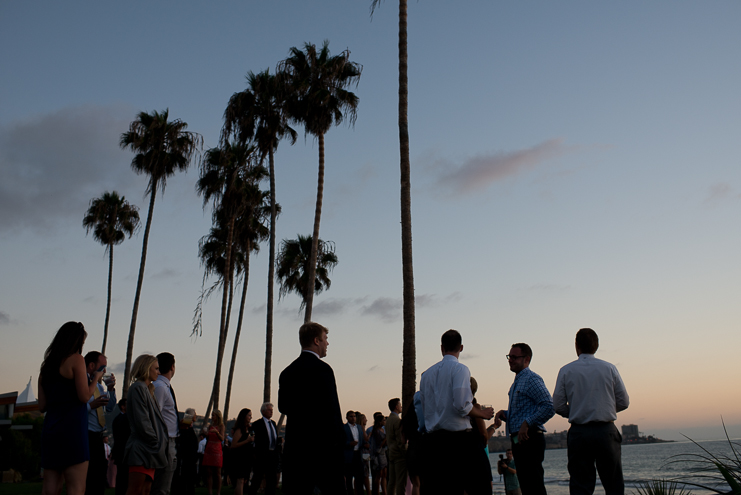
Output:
[155,375,171,387]
[302,349,321,359]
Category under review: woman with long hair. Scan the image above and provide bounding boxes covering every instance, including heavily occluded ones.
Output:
[369,412,388,495]
[38,322,102,495]
[229,408,255,495]
[203,409,225,495]
[124,354,169,495]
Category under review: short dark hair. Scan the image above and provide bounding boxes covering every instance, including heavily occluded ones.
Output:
[299,322,328,349]
[346,410,356,418]
[511,343,532,359]
[388,398,400,412]
[118,398,127,409]
[84,351,103,367]
[441,329,462,352]
[575,328,599,354]
[157,352,175,374]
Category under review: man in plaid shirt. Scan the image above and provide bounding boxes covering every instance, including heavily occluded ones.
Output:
[495,343,554,495]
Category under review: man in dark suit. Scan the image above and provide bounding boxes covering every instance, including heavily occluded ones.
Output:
[278,322,346,495]
[248,402,279,495]
[343,411,364,495]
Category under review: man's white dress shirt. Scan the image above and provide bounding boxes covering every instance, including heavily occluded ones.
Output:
[553,353,629,424]
[419,354,473,432]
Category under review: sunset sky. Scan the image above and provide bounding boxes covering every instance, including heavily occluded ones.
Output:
[1,1,740,441]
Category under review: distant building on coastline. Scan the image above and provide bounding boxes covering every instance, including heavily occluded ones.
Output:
[620,423,672,444]
[622,424,640,440]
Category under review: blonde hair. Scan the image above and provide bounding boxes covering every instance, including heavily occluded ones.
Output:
[130,354,158,396]
[211,409,224,427]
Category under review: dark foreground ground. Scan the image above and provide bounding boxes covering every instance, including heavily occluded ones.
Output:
[0,483,287,495]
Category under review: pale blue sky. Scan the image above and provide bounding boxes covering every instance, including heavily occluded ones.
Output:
[1,1,740,440]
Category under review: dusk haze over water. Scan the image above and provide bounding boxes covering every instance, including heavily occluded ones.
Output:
[1,1,740,442]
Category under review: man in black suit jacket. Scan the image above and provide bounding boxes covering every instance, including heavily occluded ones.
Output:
[278,322,346,495]
[248,402,279,495]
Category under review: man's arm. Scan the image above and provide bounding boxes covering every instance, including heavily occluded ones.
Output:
[613,367,629,412]
[552,369,569,418]
[524,374,555,427]
[152,381,167,412]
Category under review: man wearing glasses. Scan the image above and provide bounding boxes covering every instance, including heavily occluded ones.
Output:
[494,344,554,495]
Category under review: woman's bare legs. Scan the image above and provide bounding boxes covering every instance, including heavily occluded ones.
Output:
[214,467,222,495]
[42,468,64,495]
[380,467,388,495]
[42,461,89,495]
[206,467,213,495]
[234,478,244,495]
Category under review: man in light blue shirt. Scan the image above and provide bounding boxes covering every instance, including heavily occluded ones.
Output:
[419,329,493,495]
[84,351,117,495]
[494,343,554,495]
[152,352,179,495]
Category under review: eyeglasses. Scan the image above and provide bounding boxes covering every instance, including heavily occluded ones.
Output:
[506,354,526,361]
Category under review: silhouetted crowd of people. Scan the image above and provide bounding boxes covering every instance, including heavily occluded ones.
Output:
[39,321,628,495]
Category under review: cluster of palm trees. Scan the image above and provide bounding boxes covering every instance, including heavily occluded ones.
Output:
[83,40,366,421]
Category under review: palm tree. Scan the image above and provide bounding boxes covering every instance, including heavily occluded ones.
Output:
[120,109,202,394]
[197,143,258,417]
[82,191,140,354]
[222,183,271,420]
[370,0,416,412]
[221,69,296,403]
[279,41,361,323]
[275,234,338,311]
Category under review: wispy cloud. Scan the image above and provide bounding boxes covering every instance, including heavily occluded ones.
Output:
[360,297,402,323]
[704,182,741,205]
[417,292,462,308]
[0,311,11,325]
[0,104,142,234]
[526,284,571,292]
[432,139,573,196]
[150,268,180,280]
[368,365,379,372]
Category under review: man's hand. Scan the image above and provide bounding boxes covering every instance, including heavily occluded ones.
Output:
[517,420,530,442]
[494,410,506,429]
[106,374,116,390]
[481,406,494,420]
[90,396,109,409]
[349,440,358,447]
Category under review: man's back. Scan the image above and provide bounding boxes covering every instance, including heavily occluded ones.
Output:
[553,354,629,424]
[278,351,344,494]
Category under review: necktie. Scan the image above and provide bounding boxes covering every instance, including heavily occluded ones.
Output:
[268,420,276,450]
[169,385,181,432]
[93,385,105,427]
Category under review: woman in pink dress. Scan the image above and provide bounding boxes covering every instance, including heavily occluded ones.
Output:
[202,410,225,495]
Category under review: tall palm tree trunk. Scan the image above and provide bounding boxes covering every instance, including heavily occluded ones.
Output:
[303,133,325,323]
[123,182,157,395]
[264,149,277,403]
[398,0,416,412]
[224,246,250,421]
[205,219,235,416]
[102,243,113,354]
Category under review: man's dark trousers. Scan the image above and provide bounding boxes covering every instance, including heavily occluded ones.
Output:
[86,431,107,495]
[567,422,624,495]
[511,428,547,495]
[344,450,364,494]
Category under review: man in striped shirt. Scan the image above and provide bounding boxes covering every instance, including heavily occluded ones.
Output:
[494,343,555,495]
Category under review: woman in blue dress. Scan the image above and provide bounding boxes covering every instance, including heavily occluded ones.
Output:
[38,321,103,495]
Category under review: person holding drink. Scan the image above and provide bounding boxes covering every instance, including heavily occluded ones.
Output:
[418,329,494,495]
[84,351,117,495]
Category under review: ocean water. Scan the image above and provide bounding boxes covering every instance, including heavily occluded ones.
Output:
[489,439,740,495]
